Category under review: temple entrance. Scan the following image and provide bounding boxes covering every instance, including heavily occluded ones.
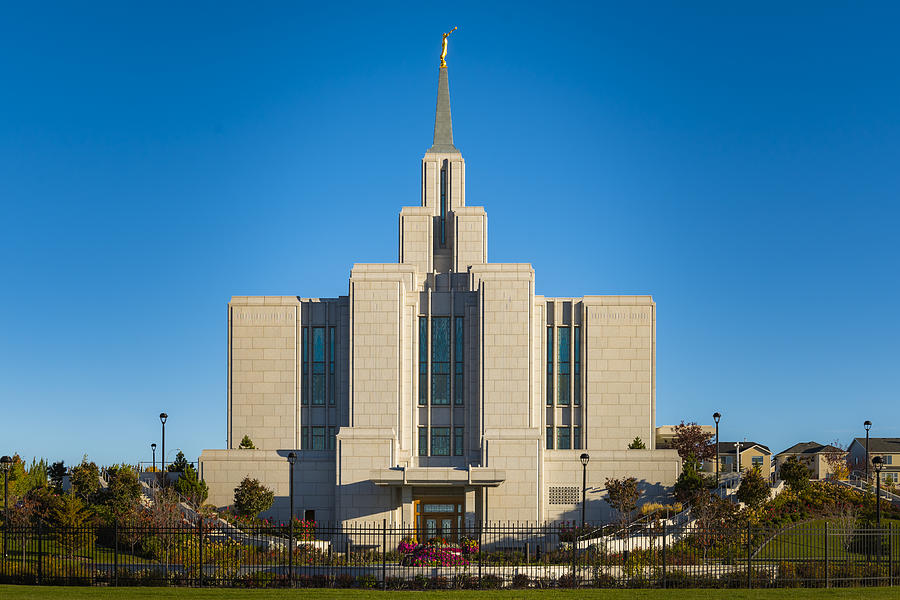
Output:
[413,495,464,541]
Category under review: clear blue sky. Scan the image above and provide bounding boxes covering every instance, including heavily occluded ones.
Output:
[1,2,898,467]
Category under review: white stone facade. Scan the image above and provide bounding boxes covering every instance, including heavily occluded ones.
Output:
[200,65,681,528]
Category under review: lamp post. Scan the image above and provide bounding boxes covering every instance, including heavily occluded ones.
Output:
[151,443,157,474]
[873,455,884,565]
[864,420,872,483]
[159,413,168,483]
[580,453,590,530]
[713,412,721,487]
[287,452,297,587]
[873,456,883,526]
[1,455,11,558]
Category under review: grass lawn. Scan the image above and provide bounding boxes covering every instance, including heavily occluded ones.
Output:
[754,518,900,560]
[2,587,900,599]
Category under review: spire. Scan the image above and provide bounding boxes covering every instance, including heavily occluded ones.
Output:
[427,66,459,154]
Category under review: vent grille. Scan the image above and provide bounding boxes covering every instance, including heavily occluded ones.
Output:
[548,486,580,505]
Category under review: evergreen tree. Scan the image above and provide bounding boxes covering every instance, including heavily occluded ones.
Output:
[238,435,256,449]
[736,467,769,508]
[233,477,274,517]
[175,464,209,507]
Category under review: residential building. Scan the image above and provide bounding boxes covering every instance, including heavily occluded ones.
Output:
[848,438,900,485]
[704,442,772,478]
[774,442,846,480]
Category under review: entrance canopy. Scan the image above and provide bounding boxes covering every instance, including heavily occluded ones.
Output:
[370,466,505,487]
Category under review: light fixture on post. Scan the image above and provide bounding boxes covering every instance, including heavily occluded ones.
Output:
[159,413,168,483]
[864,420,872,483]
[713,412,721,488]
[151,443,157,474]
[580,453,590,531]
[287,451,297,588]
[873,455,884,527]
[1,455,12,558]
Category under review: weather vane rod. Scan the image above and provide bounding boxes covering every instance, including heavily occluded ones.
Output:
[440,27,457,68]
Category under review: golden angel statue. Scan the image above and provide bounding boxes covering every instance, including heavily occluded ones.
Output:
[440,27,457,67]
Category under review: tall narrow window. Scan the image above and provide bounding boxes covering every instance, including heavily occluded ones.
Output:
[439,167,447,247]
[573,426,581,450]
[312,327,325,404]
[431,317,450,405]
[546,426,554,449]
[328,327,335,405]
[432,427,451,456]
[418,317,427,406]
[312,426,325,450]
[301,426,309,450]
[454,317,464,405]
[301,327,309,405]
[574,327,581,406]
[546,327,553,405]
[558,327,570,405]
[418,427,428,456]
[557,427,571,450]
[327,426,336,450]
[454,426,464,456]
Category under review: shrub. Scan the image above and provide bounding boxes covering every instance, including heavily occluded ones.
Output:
[233,477,275,517]
[356,574,377,589]
[512,572,531,588]
[479,574,504,589]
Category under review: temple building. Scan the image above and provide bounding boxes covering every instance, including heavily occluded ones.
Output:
[200,52,681,531]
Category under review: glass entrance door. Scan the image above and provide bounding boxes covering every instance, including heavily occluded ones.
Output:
[414,496,464,541]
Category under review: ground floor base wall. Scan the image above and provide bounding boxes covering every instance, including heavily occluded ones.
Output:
[199,449,335,522]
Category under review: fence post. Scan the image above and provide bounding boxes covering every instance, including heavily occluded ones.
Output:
[824,521,829,588]
[288,517,293,588]
[37,523,43,585]
[381,519,387,591]
[198,518,204,588]
[889,522,894,587]
[114,520,119,587]
[478,521,483,582]
[571,524,577,587]
[661,521,667,588]
[746,522,752,589]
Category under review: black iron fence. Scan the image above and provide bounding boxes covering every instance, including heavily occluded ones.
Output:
[0,520,897,588]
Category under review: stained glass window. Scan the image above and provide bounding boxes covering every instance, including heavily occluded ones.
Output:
[301,426,309,450]
[574,426,581,450]
[454,317,464,405]
[312,327,325,404]
[431,317,450,405]
[327,426,336,450]
[312,426,325,450]
[418,317,427,406]
[431,427,450,456]
[418,427,427,456]
[546,327,553,405]
[328,327,335,405]
[454,426,464,456]
[557,427,571,450]
[558,327,570,405]
[574,326,581,406]
[301,327,308,405]
[546,426,553,449]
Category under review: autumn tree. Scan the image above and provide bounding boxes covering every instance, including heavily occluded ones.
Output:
[49,492,94,557]
[672,421,716,468]
[822,442,850,481]
[604,476,640,531]
[736,467,769,508]
[779,456,813,491]
[70,457,101,503]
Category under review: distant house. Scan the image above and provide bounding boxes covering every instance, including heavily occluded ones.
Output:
[702,442,772,478]
[654,425,715,450]
[848,438,900,485]
[775,442,846,480]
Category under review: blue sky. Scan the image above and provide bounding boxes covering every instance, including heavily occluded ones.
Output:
[1,2,898,467]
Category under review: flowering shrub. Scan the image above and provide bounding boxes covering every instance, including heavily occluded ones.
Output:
[459,536,479,554]
[397,537,470,567]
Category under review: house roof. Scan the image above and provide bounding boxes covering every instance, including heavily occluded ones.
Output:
[717,441,770,454]
[777,441,844,456]
[852,437,900,454]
